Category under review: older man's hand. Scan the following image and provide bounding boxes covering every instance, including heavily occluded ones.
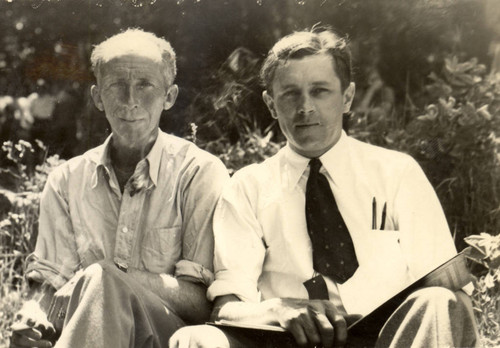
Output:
[47,268,88,333]
[10,300,55,348]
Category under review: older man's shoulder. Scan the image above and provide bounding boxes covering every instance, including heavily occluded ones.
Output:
[159,131,227,172]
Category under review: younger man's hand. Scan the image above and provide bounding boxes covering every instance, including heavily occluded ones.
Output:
[274,298,360,347]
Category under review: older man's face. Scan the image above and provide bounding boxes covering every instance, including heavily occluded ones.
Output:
[91,54,177,146]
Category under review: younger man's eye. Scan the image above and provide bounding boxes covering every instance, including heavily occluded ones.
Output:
[283,90,299,98]
[311,87,329,96]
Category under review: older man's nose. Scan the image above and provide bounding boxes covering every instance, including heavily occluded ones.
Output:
[124,85,139,108]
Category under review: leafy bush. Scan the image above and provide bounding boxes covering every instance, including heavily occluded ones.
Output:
[350,55,500,248]
[0,140,65,290]
[466,233,500,347]
[203,127,283,175]
[0,140,65,347]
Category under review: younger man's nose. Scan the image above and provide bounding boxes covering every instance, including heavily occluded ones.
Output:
[298,94,314,115]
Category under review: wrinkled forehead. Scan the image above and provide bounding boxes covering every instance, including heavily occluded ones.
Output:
[96,54,170,85]
[96,40,164,65]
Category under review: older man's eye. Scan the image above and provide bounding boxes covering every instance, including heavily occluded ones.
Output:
[138,81,154,88]
[109,82,125,89]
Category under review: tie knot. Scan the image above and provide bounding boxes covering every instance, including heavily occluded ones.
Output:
[309,158,322,174]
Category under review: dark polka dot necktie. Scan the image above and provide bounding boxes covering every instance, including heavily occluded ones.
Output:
[305,158,358,284]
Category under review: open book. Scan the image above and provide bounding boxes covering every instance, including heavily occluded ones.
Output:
[208,247,473,340]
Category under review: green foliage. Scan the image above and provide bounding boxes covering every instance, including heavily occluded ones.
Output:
[465,233,500,347]
[350,55,500,247]
[204,127,283,175]
[0,286,24,347]
[408,58,500,244]
[0,140,65,290]
[0,140,64,347]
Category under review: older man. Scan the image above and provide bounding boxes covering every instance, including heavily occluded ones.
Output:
[10,29,228,348]
[170,27,478,348]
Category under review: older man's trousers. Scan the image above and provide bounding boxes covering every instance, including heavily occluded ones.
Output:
[54,262,185,348]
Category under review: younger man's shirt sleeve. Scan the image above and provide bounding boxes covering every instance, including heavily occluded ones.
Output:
[207,170,266,302]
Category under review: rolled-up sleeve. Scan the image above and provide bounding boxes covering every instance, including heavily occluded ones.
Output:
[207,171,267,302]
[25,166,80,290]
[175,152,229,287]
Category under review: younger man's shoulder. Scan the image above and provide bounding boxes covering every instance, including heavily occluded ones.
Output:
[347,135,417,168]
[229,147,283,185]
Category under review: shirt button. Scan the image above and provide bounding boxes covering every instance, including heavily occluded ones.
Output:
[122,227,128,233]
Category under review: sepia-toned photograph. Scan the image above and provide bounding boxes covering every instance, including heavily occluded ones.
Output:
[1,0,499,347]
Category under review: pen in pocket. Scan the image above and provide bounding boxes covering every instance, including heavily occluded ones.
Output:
[372,197,377,229]
[380,202,387,230]
[372,198,387,230]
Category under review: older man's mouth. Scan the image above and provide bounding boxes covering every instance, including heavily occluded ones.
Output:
[295,123,320,128]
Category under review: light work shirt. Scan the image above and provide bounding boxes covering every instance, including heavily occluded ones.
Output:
[26,130,229,290]
[208,131,457,315]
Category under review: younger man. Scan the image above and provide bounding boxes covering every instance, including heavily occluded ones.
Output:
[170,28,478,347]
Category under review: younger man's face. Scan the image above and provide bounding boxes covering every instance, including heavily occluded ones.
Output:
[263,53,355,158]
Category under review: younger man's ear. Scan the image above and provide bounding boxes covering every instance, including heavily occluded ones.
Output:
[262,91,278,119]
[163,84,179,111]
[343,82,356,113]
[90,85,104,112]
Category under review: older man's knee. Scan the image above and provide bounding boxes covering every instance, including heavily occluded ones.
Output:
[170,325,230,348]
[74,261,126,295]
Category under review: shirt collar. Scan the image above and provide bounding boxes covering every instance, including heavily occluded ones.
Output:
[283,130,350,190]
[89,135,112,189]
[146,131,164,187]
[89,130,164,188]
[319,130,350,189]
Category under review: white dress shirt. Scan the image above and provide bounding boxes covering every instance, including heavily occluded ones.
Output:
[208,131,457,315]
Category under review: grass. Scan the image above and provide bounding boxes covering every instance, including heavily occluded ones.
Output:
[0,282,25,347]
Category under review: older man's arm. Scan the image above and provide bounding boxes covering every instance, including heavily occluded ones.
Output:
[127,269,211,324]
[139,150,228,323]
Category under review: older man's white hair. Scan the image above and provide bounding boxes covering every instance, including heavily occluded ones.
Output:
[91,28,177,85]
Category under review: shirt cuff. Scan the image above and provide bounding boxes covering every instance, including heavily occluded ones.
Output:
[207,270,260,302]
[24,253,75,290]
[174,259,214,287]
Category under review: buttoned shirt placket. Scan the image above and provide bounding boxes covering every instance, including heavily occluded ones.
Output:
[113,189,148,272]
[104,164,151,273]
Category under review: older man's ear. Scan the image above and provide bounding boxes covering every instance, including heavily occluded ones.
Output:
[91,85,104,112]
[163,84,179,111]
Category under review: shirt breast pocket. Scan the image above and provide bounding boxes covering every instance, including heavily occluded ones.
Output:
[366,230,409,286]
[141,226,181,274]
